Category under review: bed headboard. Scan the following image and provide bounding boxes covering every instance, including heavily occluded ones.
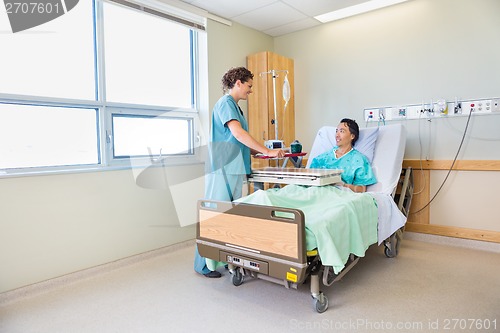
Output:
[307,123,406,195]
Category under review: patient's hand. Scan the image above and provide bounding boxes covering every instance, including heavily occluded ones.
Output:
[345,183,366,193]
[335,182,366,193]
[336,184,351,192]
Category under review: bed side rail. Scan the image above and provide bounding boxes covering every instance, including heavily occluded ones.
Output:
[395,166,414,217]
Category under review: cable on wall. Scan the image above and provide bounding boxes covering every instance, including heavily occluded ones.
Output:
[410,109,474,215]
[411,110,427,196]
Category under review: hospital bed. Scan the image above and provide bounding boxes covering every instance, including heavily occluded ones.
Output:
[196,123,413,312]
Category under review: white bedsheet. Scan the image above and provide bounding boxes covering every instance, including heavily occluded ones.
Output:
[370,192,407,244]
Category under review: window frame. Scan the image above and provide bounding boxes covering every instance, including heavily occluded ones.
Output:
[105,106,202,168]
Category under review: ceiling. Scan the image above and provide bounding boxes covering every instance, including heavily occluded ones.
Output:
[175,0,377,37]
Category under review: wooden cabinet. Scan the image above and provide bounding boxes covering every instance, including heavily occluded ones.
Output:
[247,51,295,168]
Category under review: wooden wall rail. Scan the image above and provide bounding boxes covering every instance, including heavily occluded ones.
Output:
[403,159,500,244]
[405,223,500,243]
[403,159,500,171]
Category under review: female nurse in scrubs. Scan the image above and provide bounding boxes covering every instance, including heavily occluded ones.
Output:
[195,67,286,278]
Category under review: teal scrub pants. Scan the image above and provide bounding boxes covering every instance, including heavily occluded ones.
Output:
[194,173,245,275]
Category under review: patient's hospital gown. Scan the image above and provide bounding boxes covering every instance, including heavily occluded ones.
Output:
[309,147,377,186]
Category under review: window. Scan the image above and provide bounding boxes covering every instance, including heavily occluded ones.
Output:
[112,114,192,158]
[0,104,99,169]
[0,0,206,175]
[0,1,95,100]
[103,2,193,108]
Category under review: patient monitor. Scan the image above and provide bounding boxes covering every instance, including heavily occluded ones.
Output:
[264,139,284,149]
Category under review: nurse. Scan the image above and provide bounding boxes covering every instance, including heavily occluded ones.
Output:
[309,118,376,193]
[195,67,286,278]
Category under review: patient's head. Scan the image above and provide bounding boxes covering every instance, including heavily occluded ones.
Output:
[339,118,359,146]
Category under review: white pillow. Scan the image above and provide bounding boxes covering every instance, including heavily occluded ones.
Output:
[307,126,379,168]
[355,126,379,163]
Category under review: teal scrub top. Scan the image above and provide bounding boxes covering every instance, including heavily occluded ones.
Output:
[210,94,251,175]
[309,148,377,186]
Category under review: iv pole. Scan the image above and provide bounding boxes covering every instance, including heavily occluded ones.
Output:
[260,69,288,141]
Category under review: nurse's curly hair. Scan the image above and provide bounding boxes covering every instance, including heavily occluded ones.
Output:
[222,67,254,93]
[340,118,360,146]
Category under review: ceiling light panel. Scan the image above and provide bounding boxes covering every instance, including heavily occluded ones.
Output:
[315,0,409,23]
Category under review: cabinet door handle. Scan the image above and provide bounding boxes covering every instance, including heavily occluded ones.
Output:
[262,131,266,140]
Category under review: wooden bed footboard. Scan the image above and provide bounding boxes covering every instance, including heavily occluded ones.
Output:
[196,200,309,282]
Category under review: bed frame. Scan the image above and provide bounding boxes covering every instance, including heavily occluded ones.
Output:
[196,124,413,312]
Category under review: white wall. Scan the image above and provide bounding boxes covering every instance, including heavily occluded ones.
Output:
[0,167,197,293]
[206,21,274,120]
[0,20,272,293]
[273,0,500,232]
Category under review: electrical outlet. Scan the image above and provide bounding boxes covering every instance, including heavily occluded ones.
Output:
[479,100,492,113]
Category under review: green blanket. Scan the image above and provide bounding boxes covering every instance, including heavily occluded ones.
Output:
[237,185,378,274]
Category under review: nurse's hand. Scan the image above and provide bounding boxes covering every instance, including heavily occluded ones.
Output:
[267,149,286,158]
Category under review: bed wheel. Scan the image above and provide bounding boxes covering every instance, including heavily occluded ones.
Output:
[384,231,402,258]
[232,268,244,286]
[384,245,396,258]
[313,293,329,313]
